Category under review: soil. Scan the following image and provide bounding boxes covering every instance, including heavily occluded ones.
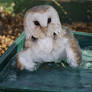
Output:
[0,12,92,56]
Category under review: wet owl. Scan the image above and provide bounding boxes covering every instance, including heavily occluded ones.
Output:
[16,5,82,71]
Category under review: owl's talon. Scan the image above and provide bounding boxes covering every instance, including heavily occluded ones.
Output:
[16,60,24,70]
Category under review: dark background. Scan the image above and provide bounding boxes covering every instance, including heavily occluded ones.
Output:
[0,0,92,23]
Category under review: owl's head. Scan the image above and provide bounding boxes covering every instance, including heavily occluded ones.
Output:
[24,5,62,40]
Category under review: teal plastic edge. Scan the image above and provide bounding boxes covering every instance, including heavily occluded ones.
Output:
[0,86,61,92]
[15,32,25,45]
[73,31,92,37]
[0,44,16,71]
[14,32,25,52]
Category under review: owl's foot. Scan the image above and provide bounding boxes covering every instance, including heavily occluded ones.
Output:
[16,54,37,71]
[16,60,24,70]
[16,54,24,70]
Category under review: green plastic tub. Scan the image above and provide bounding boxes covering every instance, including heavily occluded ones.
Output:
[0,0,92,92]
[0,31,92,92]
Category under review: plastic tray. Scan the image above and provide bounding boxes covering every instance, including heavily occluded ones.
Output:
[0,32,92,92]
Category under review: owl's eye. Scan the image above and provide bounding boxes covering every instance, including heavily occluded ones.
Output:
[48,18,51,24]
[34,21,40,26]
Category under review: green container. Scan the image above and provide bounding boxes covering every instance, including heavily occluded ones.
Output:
[0,31,92,92]
[0,0,92,92]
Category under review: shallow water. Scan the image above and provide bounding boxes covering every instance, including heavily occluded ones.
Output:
[0,56,92,92]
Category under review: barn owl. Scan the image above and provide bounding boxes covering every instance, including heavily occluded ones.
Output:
[16,5,82,71]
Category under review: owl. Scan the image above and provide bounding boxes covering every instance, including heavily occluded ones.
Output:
[16,5,82,71]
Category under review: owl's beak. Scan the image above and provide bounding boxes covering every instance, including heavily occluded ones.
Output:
[40,27,47,32]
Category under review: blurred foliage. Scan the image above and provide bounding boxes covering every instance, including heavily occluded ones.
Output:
[0,0,92,23]
[14,0,52,14]
[0,2,15,14]
[14,0,92,23]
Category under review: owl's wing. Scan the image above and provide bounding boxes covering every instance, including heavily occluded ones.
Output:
[63,27,82,67]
